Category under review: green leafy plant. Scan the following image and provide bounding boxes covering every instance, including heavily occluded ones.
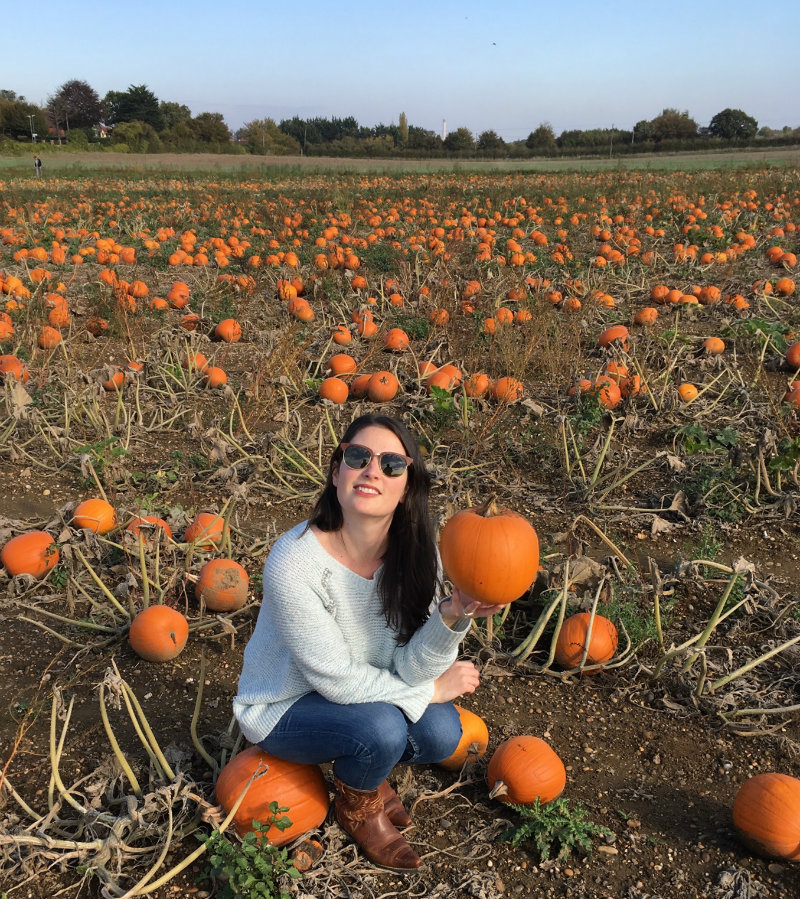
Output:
[568,391,605,435]
[427,384,460,431]
[73,436,130,478]
[605,568,671,648]
[500,798,614,861]
[199,808,300,899]
[676,423,739,455]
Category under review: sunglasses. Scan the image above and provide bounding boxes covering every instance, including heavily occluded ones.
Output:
[339,442,413,478]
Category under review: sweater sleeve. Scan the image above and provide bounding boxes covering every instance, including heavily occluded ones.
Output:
[261,533,437,719]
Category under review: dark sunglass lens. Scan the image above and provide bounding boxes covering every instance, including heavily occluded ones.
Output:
[344,445,371,469]
[381,454,408,477]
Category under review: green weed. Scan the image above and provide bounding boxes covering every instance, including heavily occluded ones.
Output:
[500,798,614,861]
[199,809,301,899]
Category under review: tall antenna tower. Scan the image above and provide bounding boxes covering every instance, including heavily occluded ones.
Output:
[442,119,447,140]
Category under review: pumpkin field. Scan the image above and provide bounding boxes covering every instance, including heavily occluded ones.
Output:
[2,157,800,899]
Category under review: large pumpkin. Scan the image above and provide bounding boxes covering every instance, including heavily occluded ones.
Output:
[554,612,618,671]
[487,736,566,805]
[1,531,59,578]
[195,558,249,612]
[439,498,539,605]
[438,705,489,771]
[128,606,189,662]
[487,735,567,805]
[215,746,330,845]
[73,498,116,534]
[733,772,800,860]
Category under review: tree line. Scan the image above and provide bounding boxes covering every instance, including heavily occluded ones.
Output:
[1,81,797,158]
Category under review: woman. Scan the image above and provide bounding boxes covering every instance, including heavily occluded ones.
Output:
[234,413,495,871]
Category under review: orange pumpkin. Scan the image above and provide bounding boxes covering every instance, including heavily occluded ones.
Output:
[492,376,524,404]
[203,366,227,388]
[634,306,659,325]
[367,370,399,403]
[38,326,62,349]
[678,382,699,403]
[319,377,349,404]
[195,558,249,611]
[786,342,800,369]
[349,373,373,399]
[383,328,410,352]
[487,736,566,805]
[554,611,618,670]
[216,746,330,844]
[438,705,489,770]
[0,354,29,383]
[733,773,800,860]
[703,337,725,355]
[128,605,189,662]
[73,498,116,534]
[126,515,173,542]
[327,353,358,376]
[598,325,629,350]
[214,318,242,342]
[464,372,492,397]
[439,497,539,605]
[185,512,228,549]
[1,530,59,578]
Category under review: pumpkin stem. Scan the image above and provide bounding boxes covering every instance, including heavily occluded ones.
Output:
[488,780,509,800]
[478,495,502,518]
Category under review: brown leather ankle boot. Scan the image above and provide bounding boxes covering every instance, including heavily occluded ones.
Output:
[334,777,422,870]
[378,780,412,828]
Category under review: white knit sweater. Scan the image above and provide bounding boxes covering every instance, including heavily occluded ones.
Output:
[233,522,470,744]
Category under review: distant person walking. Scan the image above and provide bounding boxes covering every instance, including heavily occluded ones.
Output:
[34,156,42,178]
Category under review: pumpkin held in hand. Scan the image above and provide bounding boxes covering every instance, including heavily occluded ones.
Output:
[439,497,539,605]
[487,736,566,805]
[215,745,330,845]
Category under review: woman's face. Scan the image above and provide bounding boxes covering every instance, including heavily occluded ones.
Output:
[332,425,409,524]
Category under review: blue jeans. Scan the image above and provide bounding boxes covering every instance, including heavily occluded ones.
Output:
[257,693,462,791]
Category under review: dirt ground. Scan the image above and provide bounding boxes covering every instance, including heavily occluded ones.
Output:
[2,164,800,899]
[2,391,799,899]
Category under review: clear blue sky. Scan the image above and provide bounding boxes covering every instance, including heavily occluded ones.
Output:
[7,0,798,140]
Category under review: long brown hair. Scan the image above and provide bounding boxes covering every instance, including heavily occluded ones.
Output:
[308,414,438,643]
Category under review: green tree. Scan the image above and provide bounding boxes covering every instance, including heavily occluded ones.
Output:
[632,119,653,142]
[160,101,192,130]
[526,123,557,153]
[398,111,408,146]
[649,108,697,141]
[477,129,506,153]
[109,120,161,152]
[443,126,475,152]
[0,96,43,140]
[708,108,758,140]
[49,79,102,132]
[191,112,231,144]
[406,126,442,151]
[239,118,300,155]
[104,85,164,131]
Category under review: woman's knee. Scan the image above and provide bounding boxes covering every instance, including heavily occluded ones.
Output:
[364,703,410,756]
[403,702,461,763]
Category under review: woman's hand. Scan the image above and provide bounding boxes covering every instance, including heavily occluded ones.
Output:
[431,660,480,703]
[439,586,501,627]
